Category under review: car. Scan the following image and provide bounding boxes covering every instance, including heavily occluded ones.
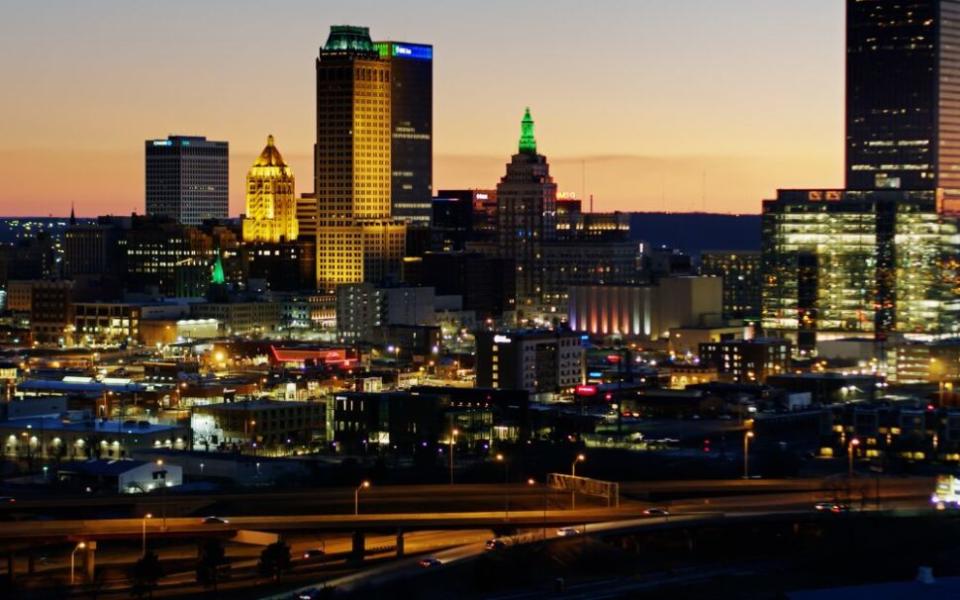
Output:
[814,502,850,513]
[643,507,669,516]
[295,587,325,600]
[485,538,506,551]
[418,557,442,568]
[302,548,325,560]
[0,497,15,504]
[556,527,582,537]
[201,516,229,524]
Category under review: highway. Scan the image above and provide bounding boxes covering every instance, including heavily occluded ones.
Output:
[0,476,935,598]
[264,484,936,600]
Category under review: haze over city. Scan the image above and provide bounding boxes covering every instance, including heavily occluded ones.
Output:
[0,0,844,217]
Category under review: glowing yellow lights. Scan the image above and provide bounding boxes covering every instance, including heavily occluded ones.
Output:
[242,135,298,243]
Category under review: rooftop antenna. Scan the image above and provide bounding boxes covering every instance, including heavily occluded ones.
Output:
[701,170,706,213]
[589,194,594,214]
[581,159,586,209]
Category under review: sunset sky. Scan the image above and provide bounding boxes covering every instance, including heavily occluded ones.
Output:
[0,0,845,217]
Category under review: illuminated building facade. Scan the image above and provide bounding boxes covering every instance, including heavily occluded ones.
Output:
[496,108,557,315]
[699,338,792,384]
[296,193,317,241]
[242,135,298,243]
[846,0,960,212]
[761,189,960,349]
[314,26,406,289]
[700,250,762,320]
[145,135,228,225]
[121,217,217,298]
[567,277,722,340]
[373,40,433,225]
[475,330,585,396]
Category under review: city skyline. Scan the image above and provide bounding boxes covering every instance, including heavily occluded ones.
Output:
[0,0,844,217]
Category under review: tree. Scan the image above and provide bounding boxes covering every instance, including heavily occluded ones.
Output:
[195,539,227,592]
[130,551,163,599]
[257,542,292,582]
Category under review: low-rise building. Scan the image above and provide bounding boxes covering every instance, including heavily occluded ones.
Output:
[568,276,722,341]
[699,338,792,384]
[57,458,183,494]
[191,301,280,336]
[475,330,585,397]
[191,399,325,455]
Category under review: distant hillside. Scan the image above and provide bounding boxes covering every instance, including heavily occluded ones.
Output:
[629,212,761,256]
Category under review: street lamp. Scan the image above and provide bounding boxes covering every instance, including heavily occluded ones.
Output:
[70,541,86,584]
[449,428,459,485]
[142,513,153,555]
[743,431,755,479]
[354,480,370,515]
[155,459,167,531]
[848,437,860,478]
[571,453,585,510]
[495,453,509,520]
[528,477,546,538]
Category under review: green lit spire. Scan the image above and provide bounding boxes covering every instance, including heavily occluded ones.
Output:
[519,107,537,154]
[211,252,225,285]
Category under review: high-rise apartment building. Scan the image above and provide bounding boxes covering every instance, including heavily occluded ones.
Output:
[846,0,960,212]
[373,41,433,225]
[242,135,298,243]
[314,26,406,289]
[700,250,762,321]
[761,189,960,349]
[496,108,557,313]
[145,135,229,225]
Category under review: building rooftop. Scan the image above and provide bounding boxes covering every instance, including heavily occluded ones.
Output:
[0,416,183,435]
[199,399,315,412]
[60,459,150,477]
[18,378,156,394]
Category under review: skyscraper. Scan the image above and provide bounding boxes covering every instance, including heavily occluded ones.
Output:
[373,41,433,225]
[496,108,557,313]
[242,135,298,243]
[145,135,229,225]
[314,25,406,289]
[846,0,960,211]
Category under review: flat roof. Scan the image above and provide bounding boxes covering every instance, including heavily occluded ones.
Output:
[0,417,184,435]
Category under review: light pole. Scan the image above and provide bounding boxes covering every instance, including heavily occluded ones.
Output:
[354,480,370,515]
[155,459,168,531]
[529,477,546,539]
[848,437,860,478]
[141,513,153,556]
[743,431,755,479]
[449,428,459,485]
[496,453,509,520]
[70,541,86,584]
[571,453,585,510]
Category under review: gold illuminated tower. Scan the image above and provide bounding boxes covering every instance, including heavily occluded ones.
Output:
[242,135,298,243]
[314,25,406,289]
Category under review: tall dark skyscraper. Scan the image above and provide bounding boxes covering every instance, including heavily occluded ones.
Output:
[496,108,557,314]
[373,41,433,225]
[145,135,229,225]
[846,0,960,212]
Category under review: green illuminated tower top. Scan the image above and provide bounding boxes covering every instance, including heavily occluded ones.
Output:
[519,107,536,154]
[211,252,225,285]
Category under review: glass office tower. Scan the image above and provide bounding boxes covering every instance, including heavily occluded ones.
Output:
[761,189,960,349]
[373,41,433,225]
[846,0,960,212]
